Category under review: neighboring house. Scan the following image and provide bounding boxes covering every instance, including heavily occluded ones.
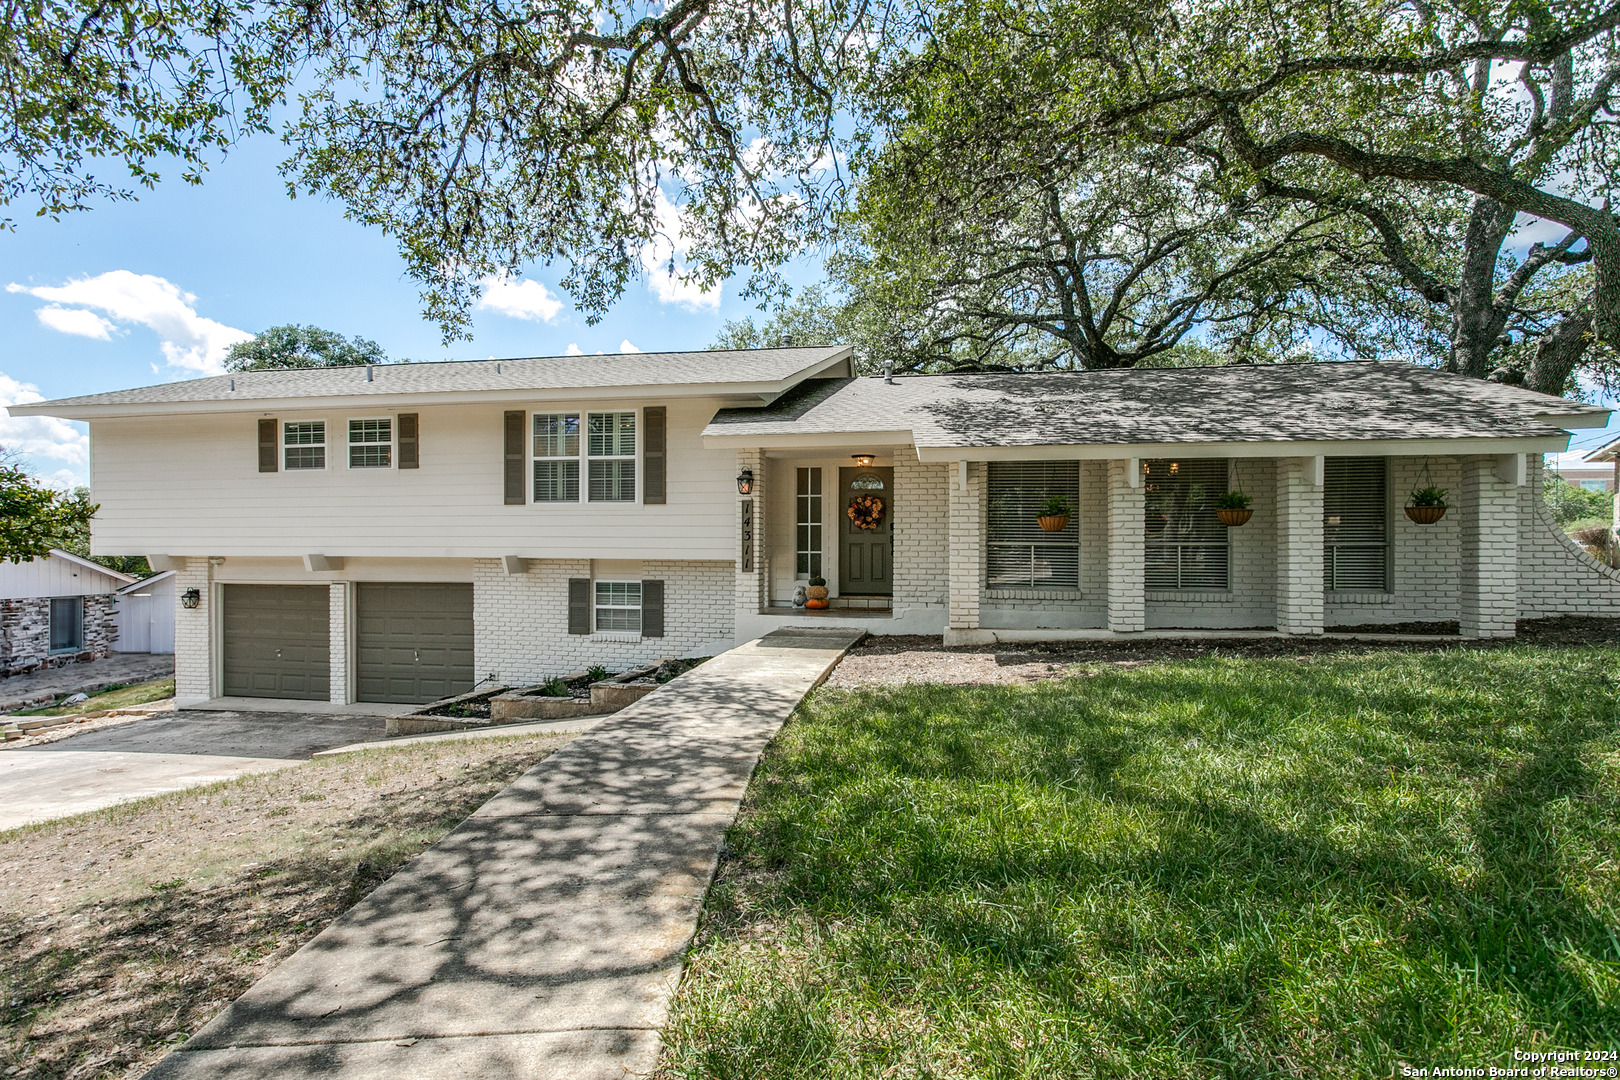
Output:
[0,549,134,676]
[113,570,176,654]
[14,349,1620,708]
[1552,449,1616,492]
[1582,437,1620,529]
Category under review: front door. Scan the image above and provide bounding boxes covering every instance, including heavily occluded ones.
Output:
[839,466,893,595]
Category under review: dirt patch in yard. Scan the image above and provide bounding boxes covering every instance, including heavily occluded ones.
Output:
[825,617,1620,687]
[0,731,573,1079]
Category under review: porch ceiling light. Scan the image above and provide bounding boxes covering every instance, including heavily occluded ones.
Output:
[736,468,755,496]
[181,588,201,610]
[852,453,876,467]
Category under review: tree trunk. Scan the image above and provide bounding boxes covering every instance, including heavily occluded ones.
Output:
[1527,303,1594,396]
[1447,197,1517,378]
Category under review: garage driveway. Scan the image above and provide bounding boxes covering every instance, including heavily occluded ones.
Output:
[0,711,388,831]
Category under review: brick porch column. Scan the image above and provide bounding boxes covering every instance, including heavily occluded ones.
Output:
[1275,456,1325,634]
[172,556,211,704]
[947,460,984,630]
[735,449,766,624]
[1105,459,1145,633]
[1460,455,1519,638]
[328,582,350,704]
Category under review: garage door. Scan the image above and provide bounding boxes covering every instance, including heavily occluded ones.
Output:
[222,584,331,700]
[355,583,475,705]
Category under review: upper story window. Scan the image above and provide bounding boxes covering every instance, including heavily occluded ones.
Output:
[587,412,636,502]
[349,418,392,468]
[1324,457,1388,591]
[533,413,581,502]
[987,460,1080,588]
[1144,458,1228,590]
[529,411,637,503]
[284,421,326,470]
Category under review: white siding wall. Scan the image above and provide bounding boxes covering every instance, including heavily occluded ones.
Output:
[113,573,175,653]
[88,398,737,560]
[0,554,129,599]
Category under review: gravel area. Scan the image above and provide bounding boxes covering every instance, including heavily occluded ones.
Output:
[3,705,174,749]
[824,617,1620,688]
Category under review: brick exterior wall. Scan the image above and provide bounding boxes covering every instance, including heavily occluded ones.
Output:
[1274,457,1325,634]
[1105,459,1145,632]
[892,456,950,609]
[1459,456,1519,637]
[1146,458,1279,630]
[328,582,349,704]
[473,557,735,685]
[948,461,985,629]
[0,594,119,675]
[735,448,765,620]
[173,558,211,701]
[1517,455,1620,617]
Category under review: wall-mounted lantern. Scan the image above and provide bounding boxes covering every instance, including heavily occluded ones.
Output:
[736,469,755,496]
[181,588,202,610]
[851,453,876,467]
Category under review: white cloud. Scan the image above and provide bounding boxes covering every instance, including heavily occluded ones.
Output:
[36,305,114,340]
[639,188,721,311]
[566,343,585,356]
[476,274,564,323]
[7,270,250,375]
[0,372,89,485]
[619,339,642,353]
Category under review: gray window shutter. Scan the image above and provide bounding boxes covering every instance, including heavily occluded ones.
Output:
[504,411,525,504]
[398,413,419,469]
[258,418,278,473]
[641,579,664,638]
[568,577,590,634]
[643,406,666,504]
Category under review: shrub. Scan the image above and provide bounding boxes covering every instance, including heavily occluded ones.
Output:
[1543,472,1613,528]
[540,677,570,698]
[1408,485,1448,508]
[587,665,610,683]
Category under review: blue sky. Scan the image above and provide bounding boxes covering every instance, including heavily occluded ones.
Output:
[2,131,1617,488]
[0,133,795,489]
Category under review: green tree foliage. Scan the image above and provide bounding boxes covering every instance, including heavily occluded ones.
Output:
[224,325,387,371]
[1542,472,1614,528]
[0,467,96,563]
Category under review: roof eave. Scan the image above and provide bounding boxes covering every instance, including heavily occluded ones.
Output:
[44,548,138,584]
[911,434,1573,461]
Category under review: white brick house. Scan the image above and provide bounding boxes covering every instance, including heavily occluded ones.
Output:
[13,349,1620,708]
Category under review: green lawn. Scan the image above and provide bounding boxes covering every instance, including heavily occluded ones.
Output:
[658,647,1620,1079]
[15,678,175,716]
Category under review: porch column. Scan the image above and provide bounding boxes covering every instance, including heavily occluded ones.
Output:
[1460,455,1519,638]
[172,556,211,705]
[328,582,350,704]
[947,460,983,630]
[1275,456,1325,635]
[735,449,766,625]
[1105,459,1144,633]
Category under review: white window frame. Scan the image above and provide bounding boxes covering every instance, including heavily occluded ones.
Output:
[586,411,638,503]
[528,409,641,505]
[346,417,394,470]
[795,467,823,580]
[1324,457,1390,593]
[282,419,329,471]
[533,412,582,502]
[593,579,643,636]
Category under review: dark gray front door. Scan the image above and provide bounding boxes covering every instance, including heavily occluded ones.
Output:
[222,584,331,700]
[355,583,475,705]
[839,466,893,595]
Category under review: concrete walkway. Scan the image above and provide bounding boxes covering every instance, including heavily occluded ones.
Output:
[145,628,863,1080]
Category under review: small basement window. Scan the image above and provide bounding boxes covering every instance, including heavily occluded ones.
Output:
[594,580,642,633]
[283,421,326,470]
[348,418,392,468]
[49,597,83,653]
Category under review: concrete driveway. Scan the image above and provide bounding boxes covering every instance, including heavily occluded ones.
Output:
[0,711,388,830]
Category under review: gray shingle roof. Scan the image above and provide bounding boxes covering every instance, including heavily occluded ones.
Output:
[14,346,850,414]
[704,362,1607,447]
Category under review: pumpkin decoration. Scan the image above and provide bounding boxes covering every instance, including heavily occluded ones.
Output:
[847,494,885,531]
[806,576,829,609]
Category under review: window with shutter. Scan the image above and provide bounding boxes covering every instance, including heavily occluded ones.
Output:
[283,421,326,470]
[986,461,1079,588]
[587,412,636,501]
[641,579,664,638]
[348,418,392,468]
[398,413,419,468]
[594,581,642,632]
[1143,459,1229,589]
[643,407,666,504]
[258,418,278,473]
[533,413,581,501]
[1324,457,1388,591]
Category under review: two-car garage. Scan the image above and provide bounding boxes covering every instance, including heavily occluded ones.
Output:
[220,582,474,705]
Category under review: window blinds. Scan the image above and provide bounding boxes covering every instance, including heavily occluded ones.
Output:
[1144,459,1229,590]
[986,461,1080,588]
[1324,457,1388,591]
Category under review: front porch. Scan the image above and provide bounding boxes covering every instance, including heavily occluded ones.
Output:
[731,445,1532,642]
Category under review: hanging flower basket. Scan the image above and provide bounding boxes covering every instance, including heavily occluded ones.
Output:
[847,494,885,531]
[1216,507,1253,527]
[1406,486,1448,525]
[1037,513,1071,532]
